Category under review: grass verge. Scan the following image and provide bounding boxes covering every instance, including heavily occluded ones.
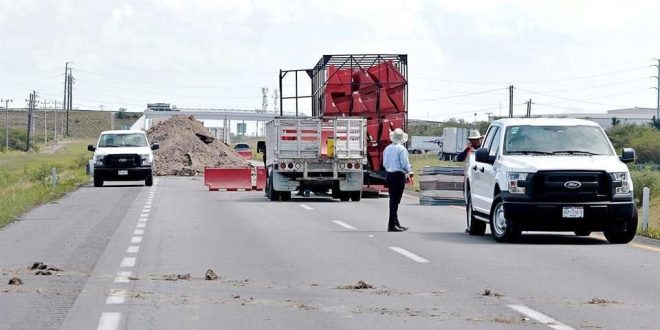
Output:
[0,139,93,228]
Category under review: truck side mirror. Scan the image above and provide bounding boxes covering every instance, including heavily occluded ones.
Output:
[257,141,266,153]
[87,144,96,152]
[475,148,493,164]
[620,147,635,163]
[151,143,160,151]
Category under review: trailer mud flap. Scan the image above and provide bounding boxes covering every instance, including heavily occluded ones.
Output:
[204,166,262,191]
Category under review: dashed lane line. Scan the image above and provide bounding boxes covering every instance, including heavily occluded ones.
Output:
[299,204,313,210]
[131,236,143,243]
[105,289,127,305]
[97,312,121,330]
[120,257,136,268]
[134,229,144,235]
[136,223,146,228]
[389,247,430,263]
[126,246,139,254]
[508,304,574,330]
[332,220,357,230]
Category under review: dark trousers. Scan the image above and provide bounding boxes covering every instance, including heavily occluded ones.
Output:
[386,171,406,228]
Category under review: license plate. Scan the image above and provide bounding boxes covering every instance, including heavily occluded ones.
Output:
[118,170,128,176]
[562,206,584,218]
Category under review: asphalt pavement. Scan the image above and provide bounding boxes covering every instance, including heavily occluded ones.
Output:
[1,177,659,329]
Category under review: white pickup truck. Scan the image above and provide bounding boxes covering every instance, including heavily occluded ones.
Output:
[88,130,159,187]
[464,118,637,243]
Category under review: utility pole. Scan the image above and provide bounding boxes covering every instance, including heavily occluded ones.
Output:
[63,62,70,137]
[26,91,37,152]
[654,59,660,122]
[53,100,58,143]
[526,99,533,118]
[508,85,514,118]
[1,98,12,151]
[42,100,49,143]
[66,66,73,136]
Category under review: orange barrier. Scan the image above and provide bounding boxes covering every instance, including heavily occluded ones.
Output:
[255,167,266,190]
[204,166,266,191]
[204,167,253,191]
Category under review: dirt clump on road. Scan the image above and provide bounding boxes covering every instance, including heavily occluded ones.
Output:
[337,280,374,290]
[205,269,219,280]
[8,277,23,285]
[29,262,62,275]
[146,115,249,176]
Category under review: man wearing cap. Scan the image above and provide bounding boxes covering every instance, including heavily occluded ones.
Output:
[456,130,483,162]
[383,128,412,232]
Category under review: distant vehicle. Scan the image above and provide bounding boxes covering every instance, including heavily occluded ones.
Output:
[87,130,160,187]
[146,103,178,111]
[464,118,637,243]
[439,127,469,160]
[408,135,442,154]
[233,143,252,160]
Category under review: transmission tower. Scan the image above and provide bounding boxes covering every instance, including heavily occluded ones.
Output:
[272,89,279,112]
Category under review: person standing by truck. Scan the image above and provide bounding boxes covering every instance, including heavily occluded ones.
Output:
[456,130,483,162]
[383,128,413,232]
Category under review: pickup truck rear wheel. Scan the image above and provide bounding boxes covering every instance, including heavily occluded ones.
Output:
[339,192,351,202]
[489,196,520,243]
[280,191,291,201]
[145,176,153,187]
[466,193,486,235]
[603,208,638,244]
[93,176,103,187]
[350,191,362,202]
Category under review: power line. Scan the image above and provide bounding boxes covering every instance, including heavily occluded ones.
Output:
[516,88,632,107]
[75,69,266,90]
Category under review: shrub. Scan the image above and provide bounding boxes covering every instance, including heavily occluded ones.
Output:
[631,168,660,205]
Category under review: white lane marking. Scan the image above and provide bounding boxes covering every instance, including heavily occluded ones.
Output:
[140,212,149,217]
[143,205,151,209]
[299,204,313,210]
[134,229,144,235]
[127,246,140,254]
[131,236,143,243]
[120,257,136,268]
[450,205,464,210]
[332,220,357,230]
[106,289,127,304]
[142,209,150,213]
[508,305,574,330]
[136,223,146,228]
[138,217,148,222]
[97,312,121,330]
[114,271,132,283]
[389,247,430,263]
[145,201,152,205]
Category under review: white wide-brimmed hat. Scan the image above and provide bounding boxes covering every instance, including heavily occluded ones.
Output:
[390,128,409,145]
[467,129,483,140]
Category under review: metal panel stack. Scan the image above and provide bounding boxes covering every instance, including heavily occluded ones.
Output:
[419,166,465,205]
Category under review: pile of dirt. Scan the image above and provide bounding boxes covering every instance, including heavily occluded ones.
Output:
[146,115,250,176]
[337,280,374,290]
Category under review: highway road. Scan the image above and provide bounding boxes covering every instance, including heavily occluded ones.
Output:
[1,177,659,329]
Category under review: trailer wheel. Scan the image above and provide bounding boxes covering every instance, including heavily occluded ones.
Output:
[267,176,279,201]
[339,192,351,202]
[332,183,340,199]
[280,191,291,201]
[350,191,362,202]
[93,176,103,187]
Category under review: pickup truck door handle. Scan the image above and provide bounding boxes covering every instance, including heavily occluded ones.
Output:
[479,167,485,173]
[472,165,478,171]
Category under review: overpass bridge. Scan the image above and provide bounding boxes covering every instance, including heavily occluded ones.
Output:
[132,108,299,143]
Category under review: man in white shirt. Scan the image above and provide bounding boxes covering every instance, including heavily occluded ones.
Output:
[383,128,413,232]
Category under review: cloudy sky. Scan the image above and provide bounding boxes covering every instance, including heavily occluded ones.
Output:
[1,0,659,122]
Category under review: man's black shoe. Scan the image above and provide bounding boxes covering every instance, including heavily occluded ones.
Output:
[396,226,409,231]
[388,227,404,232]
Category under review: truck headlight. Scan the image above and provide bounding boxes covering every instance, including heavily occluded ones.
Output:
[141,154,152,166]
[613,172,631,194]
[95,155,106,166]
[507,172,529,194]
